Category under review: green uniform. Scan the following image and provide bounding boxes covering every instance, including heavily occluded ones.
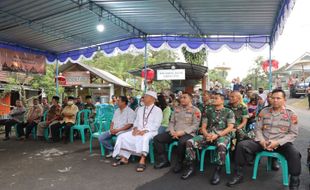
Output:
[197,102,213,128]
[185,106,235,166]
[226,103,255,144]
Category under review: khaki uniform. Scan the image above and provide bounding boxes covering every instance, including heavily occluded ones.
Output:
[234,106,301,177]
[153,105,201,163]
[255,107,298,146]
[168,105,201,135]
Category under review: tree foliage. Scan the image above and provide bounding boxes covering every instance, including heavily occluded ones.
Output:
[242,56,269,90]
[208,69,229,87]
[181,47,207,65]
[83,50,178,94]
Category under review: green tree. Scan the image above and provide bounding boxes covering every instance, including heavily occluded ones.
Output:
[242,56,268,90]
[83,50,178,94]
[181,47,207,65]
[208,69,229,87]
[30,64,64,100]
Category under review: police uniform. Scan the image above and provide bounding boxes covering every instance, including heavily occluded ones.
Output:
[234,107,301,177]
[153,105,201,164]
[226,103,255,145]
[185,106,235,166]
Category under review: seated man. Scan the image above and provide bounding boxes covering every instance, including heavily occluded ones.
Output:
[226,91,253,147]
[50,96,79,143]
[227,89,301,190]
[153,92,201,173]
[0,100,26,141]
[112,91,162,172]
[37,96,62,140]
[98,96,135,157]
[182,93,235,185]
[41,97,50,114]
[17,98,43,140]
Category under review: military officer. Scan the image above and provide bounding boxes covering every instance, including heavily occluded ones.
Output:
[227,89,301,190]
[153,92,201,173]
[182,92,235,185]
[226,91,254,147]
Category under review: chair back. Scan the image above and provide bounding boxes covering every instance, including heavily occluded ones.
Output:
[76,109,91,125]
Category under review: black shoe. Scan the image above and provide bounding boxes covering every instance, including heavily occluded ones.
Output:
[154,161,170,169]
[3,137,10,141]
[271,159,280,171]
[173,162,183,173]
[289,176,300,190]
[181,161,195,180]
[227,166,244,187]
[227,174,243,187]
[210,165,222,185]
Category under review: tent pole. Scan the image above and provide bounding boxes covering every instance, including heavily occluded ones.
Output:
[143,37,148,92]
[56,58,59,96]
[268,43,272,91]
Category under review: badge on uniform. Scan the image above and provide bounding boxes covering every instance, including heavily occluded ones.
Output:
[290,115,298,124]
[195,111,201,119]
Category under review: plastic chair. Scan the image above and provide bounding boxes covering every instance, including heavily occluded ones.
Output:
[252,151,289,186]
[89,117,107,157]
[199,143,231,174]
[168,141,179,161]
[70,109,92,144]
[94,104,114,132]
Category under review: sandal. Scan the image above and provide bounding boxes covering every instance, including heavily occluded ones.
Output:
[112,159,128,167]
[136,163,146,172]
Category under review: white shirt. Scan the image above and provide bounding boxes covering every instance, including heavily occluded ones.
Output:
[134,104,163,133]
[112,106,136,135]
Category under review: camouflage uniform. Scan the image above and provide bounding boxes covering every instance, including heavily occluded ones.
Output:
[197,102,213,128]
[226,103,255,145]
[185,106,235,166]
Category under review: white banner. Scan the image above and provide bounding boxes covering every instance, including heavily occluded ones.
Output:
[157,69,185,80]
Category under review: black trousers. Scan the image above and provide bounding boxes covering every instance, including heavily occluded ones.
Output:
[235,140,301,176]
[50,122,74,142]
[17,121,37,138]
[308,94,310,108]
[153,131,193,163]
[0,119,22,138]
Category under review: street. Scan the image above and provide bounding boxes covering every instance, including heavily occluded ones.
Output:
[0,99,309,190]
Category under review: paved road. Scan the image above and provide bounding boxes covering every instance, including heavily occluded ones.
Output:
[0,101,309,190]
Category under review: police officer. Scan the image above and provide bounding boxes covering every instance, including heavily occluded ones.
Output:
[182,92,235,185]
[153,92,201,173]
[227,89,301,190]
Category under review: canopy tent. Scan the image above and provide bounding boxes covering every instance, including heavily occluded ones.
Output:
[0,0,296,91]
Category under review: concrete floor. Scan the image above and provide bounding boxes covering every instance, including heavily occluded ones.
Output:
[0,101,309,190]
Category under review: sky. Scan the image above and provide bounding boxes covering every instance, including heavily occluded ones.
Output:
[204,0,310,81]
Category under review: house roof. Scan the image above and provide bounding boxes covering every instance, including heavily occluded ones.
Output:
[59,62,132,88]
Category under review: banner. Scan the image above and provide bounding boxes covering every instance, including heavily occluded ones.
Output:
[63,71,90,85]
[0,48,46,74]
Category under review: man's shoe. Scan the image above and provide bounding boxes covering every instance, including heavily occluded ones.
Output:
[271,158,280,171]
[105,152,113,158]
[289,176,300,190]
[173,162,183,173]
[226,174,243,187]
[3,137,10,141]
[227,166,244,187]
[181,161,195,180]
[210,165,222,185]
[154,161,170,169]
